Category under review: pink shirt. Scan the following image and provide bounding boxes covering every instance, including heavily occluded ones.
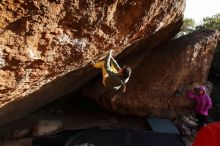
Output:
[187,91,212,116]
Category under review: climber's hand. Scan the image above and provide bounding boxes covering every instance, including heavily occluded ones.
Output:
[90,60,95,66]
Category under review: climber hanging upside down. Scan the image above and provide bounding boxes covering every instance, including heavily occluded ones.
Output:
[91,50,132,93]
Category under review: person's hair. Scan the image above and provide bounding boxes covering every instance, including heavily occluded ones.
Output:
[121,66,132,80]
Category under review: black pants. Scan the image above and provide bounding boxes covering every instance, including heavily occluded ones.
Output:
[196,113,208,130]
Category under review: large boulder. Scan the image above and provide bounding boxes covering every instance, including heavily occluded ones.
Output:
[83,30,220,118]
[0,0,184,125]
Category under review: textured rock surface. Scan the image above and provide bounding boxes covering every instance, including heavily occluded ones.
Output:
[84,30,220,118]
[0,0,184,125]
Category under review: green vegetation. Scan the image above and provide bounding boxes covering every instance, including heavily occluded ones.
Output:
[178,13,220,36]
[196,14,220,30]
[177,18,196,36]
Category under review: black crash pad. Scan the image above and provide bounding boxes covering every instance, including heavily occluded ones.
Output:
[65,128,185,146]
[33,128,186,146]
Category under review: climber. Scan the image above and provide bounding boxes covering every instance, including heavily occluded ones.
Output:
[91,50,131,93]
[186,85,212,130]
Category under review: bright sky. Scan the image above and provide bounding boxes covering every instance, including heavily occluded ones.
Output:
[184,0,220,24]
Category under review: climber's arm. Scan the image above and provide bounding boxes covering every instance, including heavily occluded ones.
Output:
[111,56,121,71]
[104,50,113,72]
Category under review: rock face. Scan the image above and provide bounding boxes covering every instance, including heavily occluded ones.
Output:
[0,0,184,125]
[84,30,220,118]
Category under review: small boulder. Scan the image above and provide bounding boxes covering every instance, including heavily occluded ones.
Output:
[13,128,31,139]
[32,120,63,136]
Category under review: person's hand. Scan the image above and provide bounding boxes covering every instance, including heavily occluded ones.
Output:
[90,60,95,66]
